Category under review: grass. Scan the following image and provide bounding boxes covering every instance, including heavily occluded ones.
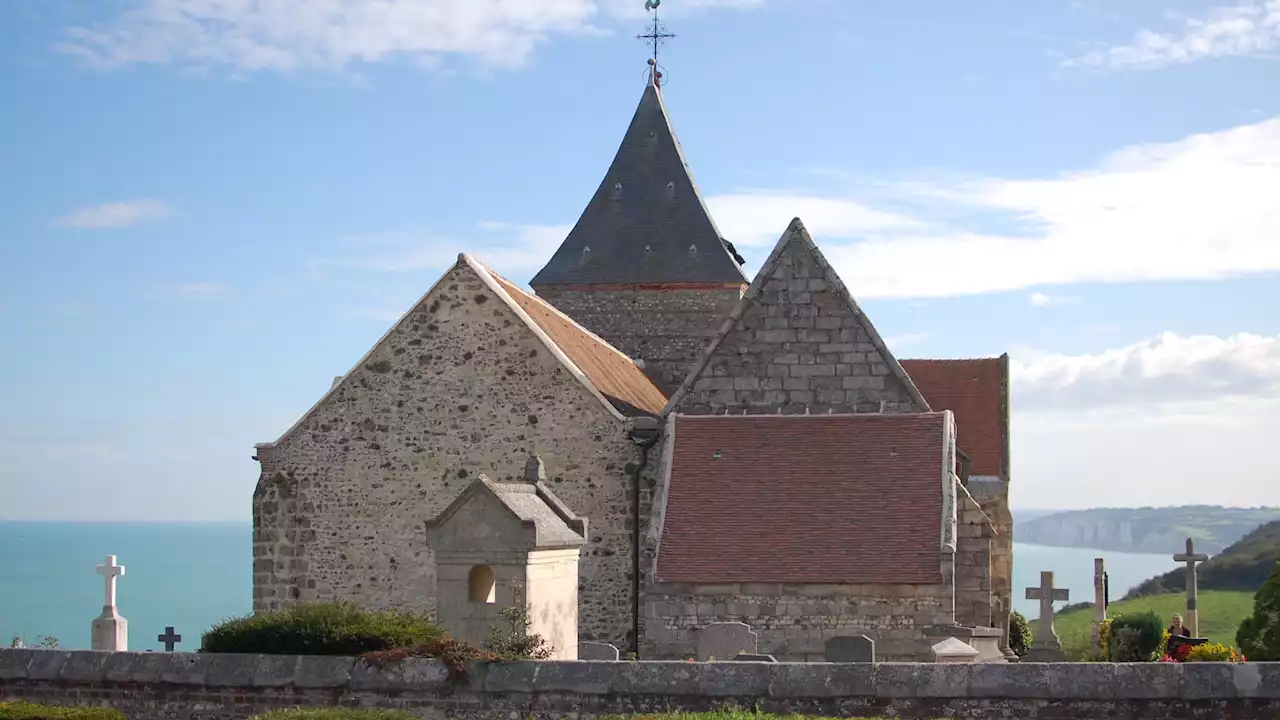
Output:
[1047,589,1255,659]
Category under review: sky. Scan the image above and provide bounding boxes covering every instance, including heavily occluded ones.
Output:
[1,0,1278,521]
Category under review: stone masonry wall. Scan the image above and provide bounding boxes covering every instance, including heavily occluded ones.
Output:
[968,478,1013,647]
[673,236,923,416]
[252,262,643,647]
[641,582,956,662]
[4,649,1276,720]
[533,286,744,395]
[955,490,994,630]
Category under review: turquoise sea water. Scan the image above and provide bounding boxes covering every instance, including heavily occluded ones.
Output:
[0,522,1179,649]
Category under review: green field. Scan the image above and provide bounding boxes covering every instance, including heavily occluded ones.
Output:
[1047,590,1254,659]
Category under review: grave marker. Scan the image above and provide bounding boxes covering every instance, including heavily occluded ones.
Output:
[578,641,620,660]
[1024,570,1068,662]
[158,626,182,652]
[1092,558,1107,659]
[91,555,128,652]
[696,622,757,661]
[1173,537,1210,637]
[824,635,875,663]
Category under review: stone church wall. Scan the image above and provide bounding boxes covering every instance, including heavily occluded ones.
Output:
[252,263,643,647]
[641,581,956,662]
[953,489,995,629]
[534,286,743,395]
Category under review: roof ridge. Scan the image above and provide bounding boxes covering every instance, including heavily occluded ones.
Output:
[662,217,932,415]
[481,261,644,368]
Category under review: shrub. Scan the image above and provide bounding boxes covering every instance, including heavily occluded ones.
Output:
[251,710,416,720]
[483,605,553,660]
[1097,618,1113,661]
[202,602,441,656]
[1008,610,1032,658]
[360,636,496,683]
[1107,611,1163,662]
[1185,642,1244,662]
[0,703,126,720]
[1237,559,1280,660]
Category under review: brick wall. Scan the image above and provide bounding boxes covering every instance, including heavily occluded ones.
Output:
[641,582,956,662]
[252,261,642,647]
[2,649,1275,720]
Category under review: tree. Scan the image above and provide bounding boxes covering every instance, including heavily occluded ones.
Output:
[483,605,553,660]
[1009,610,1032,658]
[1238,559,1280,660]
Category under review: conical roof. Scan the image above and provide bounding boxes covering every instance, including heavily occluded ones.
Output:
[531,78,748,287]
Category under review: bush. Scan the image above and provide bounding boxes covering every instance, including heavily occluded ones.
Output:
[202,602,442,656]
[1107,610,1163,662]
[1185,642,1244,662]
[483,605,553,660]
[1008,610,1032,658]
[1238,559,1280,660]
[0,703,126,720]
[251,710,416,720]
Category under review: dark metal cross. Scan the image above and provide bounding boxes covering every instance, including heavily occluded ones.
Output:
[158,626,182,652]
[637,0,675,66]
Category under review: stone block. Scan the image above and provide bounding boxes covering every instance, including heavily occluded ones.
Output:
[203,653,259,686]
[25,650,71,680]
[579,641,621,660]
[356,657,448,691]
[481,660,539,693]
[617,661,699,695]
[873,663,920,697]
[121,651,171,682]
[160,652,208,684]
[252,654,301,687]
[913,663,971,698]
[529,660,614,694]
[1114,662,1181,699]
[769,662,875,698]
[294,655,355,688]
[0,649,35,680]
[969,662,1116,700]
[1183,662,1237,700]
[59,651,113,682]
[698,661,772,696]
[1231,662,1268,698]
[697,622,758,661]
[824,635,875,662]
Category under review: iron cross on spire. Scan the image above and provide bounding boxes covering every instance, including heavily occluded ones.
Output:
[637,0,675,72]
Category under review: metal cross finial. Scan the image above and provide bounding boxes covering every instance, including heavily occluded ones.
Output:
[637,0,675,80]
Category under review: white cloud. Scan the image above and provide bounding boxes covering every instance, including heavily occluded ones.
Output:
[325,222,569,280]
[1011,330,1280,507]
[1012,330,1280,412]
[701,115,1280,299]
[59,0,762,73]
[1064,0,1280,70]
[55,199,171,229]
[1029,292,1072,307]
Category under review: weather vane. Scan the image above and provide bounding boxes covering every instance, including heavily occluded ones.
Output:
[637,0,675,82]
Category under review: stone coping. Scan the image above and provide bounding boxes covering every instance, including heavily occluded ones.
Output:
[0,649,1275,701]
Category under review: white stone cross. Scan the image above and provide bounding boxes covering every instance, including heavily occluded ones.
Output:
[1025,570,1069,645]
[95,555,126,609]
[1173,537,1209,637]
[1092,558,1107,659]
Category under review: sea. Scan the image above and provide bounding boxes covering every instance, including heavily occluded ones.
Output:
[0,521,1180,650]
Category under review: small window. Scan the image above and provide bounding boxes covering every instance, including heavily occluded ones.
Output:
[468,564,496,604]
[666,181,675,198]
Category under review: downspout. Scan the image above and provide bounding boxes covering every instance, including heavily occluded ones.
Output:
[628,416,661,658]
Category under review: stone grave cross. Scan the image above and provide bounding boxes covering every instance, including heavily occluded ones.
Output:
[1091,558,1107,659]
[158,626,182,652]
[1024,570,1069,661]
[91,554,128,651]
[1173,537,1210,637]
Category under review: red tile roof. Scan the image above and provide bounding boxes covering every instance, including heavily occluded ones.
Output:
[488,272,668,417]
[901,358,1006,478]
[655,414,949,585]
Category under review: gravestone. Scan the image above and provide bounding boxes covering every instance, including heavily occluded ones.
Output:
[158,626,182,652]
[91,555,128,652]
[578,641,620,660]
[1173,537,1210,637]
[730,653,777,662]
[1092,558,1107,659]
[1025,570,1069,662]
[824,635,875,662]
[932,637,980,663]
[696,622,757,661]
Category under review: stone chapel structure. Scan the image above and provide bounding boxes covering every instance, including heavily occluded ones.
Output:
[251,67,1014,661]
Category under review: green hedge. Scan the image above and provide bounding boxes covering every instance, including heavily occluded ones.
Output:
[0,703,127,720]
[251,710,417,720]
[1108,610,1164,662]
[202,602,441,656]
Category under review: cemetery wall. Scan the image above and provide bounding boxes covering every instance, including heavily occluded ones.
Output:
[251,261,644,648]
[3,649,1277,720]
[641,582,955,661]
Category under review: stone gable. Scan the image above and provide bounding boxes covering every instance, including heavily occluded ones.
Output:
[252,256,642,646]
[668,218,930,416]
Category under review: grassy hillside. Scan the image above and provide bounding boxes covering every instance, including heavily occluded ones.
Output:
[1126,520,1280,598]
[1016,505,1280,555]
[1048,590,1254,659]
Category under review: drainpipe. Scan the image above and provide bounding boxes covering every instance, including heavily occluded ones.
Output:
[628,416,661,658]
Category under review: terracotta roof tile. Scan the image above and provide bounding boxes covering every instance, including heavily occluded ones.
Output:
[655,414,949,585]
[489,272,668,417]
[900,358,1006,477]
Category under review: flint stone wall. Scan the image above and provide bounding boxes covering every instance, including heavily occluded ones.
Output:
[5,649,1277,720]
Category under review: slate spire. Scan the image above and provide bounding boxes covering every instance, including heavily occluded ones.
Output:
[530,76,748,287]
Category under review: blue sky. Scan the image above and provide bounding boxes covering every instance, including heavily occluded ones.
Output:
[2,0,1278,520]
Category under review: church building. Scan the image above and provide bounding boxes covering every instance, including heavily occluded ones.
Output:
[251,64,1013,661]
